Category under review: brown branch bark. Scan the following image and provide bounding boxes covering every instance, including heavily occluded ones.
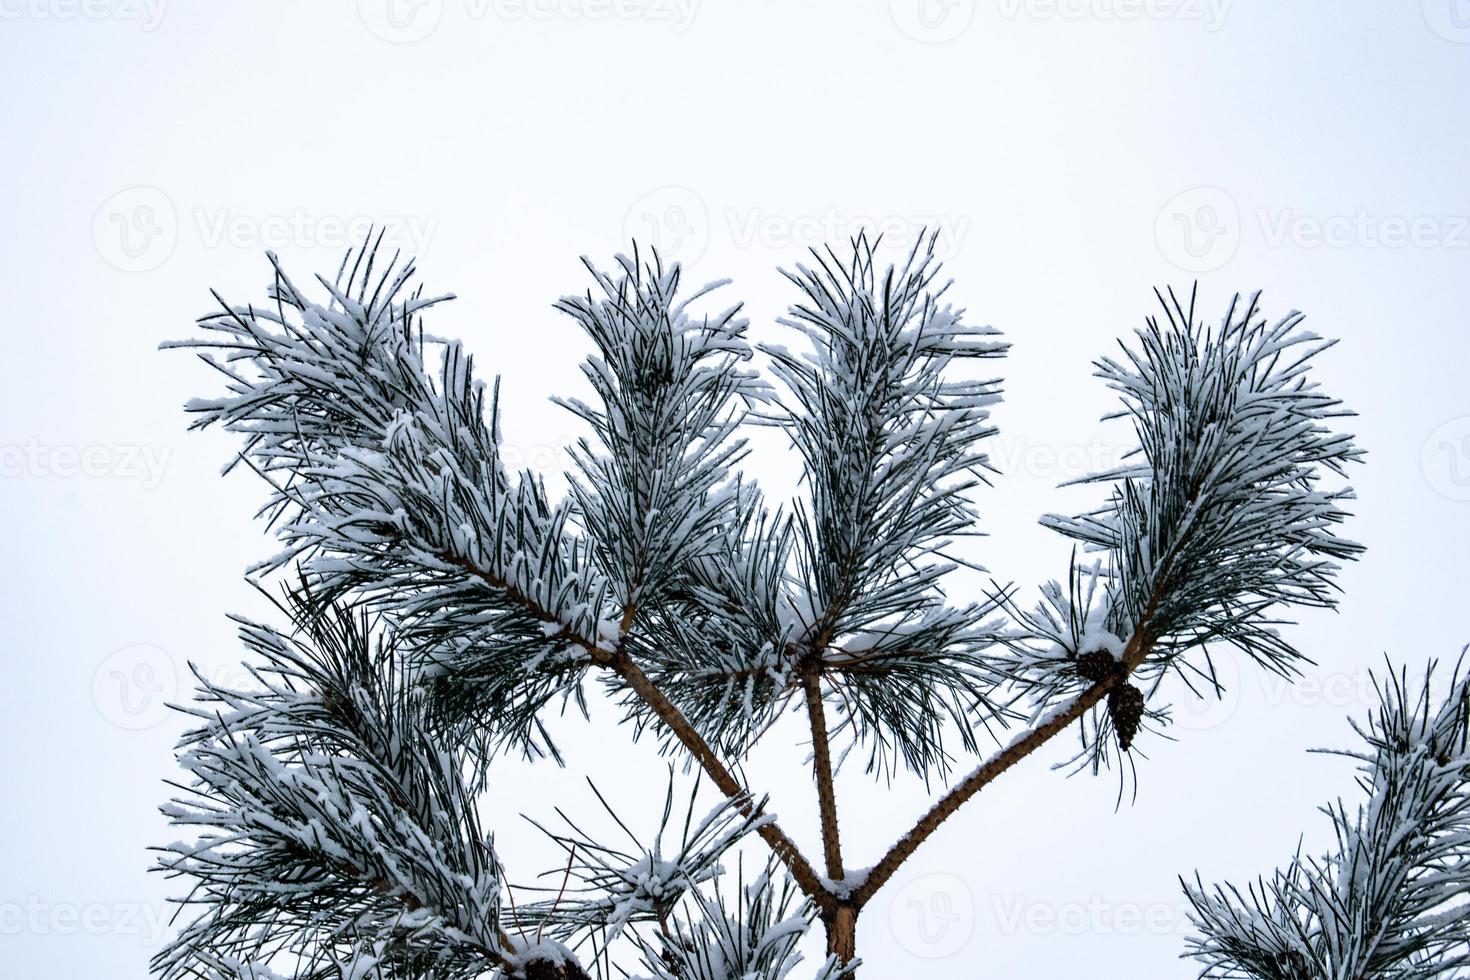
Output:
[849,626,1157,908]
[435,548,834,910]
[804,668,846,882]
[612,649,833,909]
[826,906,858,968]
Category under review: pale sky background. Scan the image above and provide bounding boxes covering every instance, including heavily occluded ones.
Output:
[2,2,1469,978]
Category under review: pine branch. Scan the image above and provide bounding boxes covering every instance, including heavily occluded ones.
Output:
[803,666,845,883]
[552,246,769,617]
[761,231,1010,781]
[851,621,1159,908]
[857,287,1362,906]
[616,481,801,759]
[153,599,526,980]
[1183,655,1470,980]
[169,245,831,916]
[158,238,1370,977]
[633,858,854,980]
[514,773,772,946]
[611,649,832,910]
[169,244,616,761]
[993,287,1363,771]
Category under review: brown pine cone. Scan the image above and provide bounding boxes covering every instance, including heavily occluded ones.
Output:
[1075,649,1119,683]
[525,957,592,980]
[1108,682,1145,750]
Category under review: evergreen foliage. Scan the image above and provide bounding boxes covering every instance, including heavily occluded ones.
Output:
[155,233,1389,978]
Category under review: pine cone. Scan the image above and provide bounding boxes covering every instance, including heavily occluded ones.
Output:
[1108,682,1145,750]
[1075,649,1118,683]
[524,957,592,980]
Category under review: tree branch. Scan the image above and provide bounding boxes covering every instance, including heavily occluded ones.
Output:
[612,649,833,910]
[850,626,1157,908]
[434,548,834,910]
[804,666,845,883]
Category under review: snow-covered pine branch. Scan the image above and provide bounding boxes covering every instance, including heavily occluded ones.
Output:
[1006,287,1363,768]
[634,860,854,980]
[620,480,801,759]
[1182,655,1470,979]
[154,597,518,980]
[549,253,800,759]
[760,232,1011,779]
[158,234,1374,975]
[552,247,769,620]
[169,244,617,764]
[514,774,773,944]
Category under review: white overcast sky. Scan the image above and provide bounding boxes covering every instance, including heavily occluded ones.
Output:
[2,2,1469,978]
